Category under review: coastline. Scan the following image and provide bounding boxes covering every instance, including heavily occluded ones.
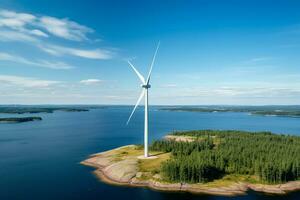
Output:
[81,145,300,196]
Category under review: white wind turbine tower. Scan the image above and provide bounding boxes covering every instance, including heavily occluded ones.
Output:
[126,42,160,158]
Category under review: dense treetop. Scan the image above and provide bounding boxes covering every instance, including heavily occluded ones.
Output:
[150,130,300,184]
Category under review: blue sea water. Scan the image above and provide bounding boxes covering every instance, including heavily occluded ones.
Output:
[0,106,299,200]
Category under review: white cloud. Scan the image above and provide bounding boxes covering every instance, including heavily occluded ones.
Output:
[0,30,38,42]
[0,9,92,41]
[0,52,74,69]
[0,9,113,60]
[0,9,35,29]
[39,44,112,59]
[34,60,74,69]
[0,10,48,38]
[80,79,102,85]
[0,75,59,88]
[30,29,48,37]
[38,16,93,41]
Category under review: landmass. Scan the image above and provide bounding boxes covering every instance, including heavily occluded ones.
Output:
[251,110,300,117]
[160,105,300,118]
[0,117,42,123]
[0,105,104,114]
[81,130,300,196]
[0,105,106,124]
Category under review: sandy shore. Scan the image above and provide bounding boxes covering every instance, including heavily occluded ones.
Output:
[81,145,300,196]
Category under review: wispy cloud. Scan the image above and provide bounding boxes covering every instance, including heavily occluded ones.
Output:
[0,52,74,69]
[0,10,49,38]
[0,30,38,42]
[0,75,60,88]
[242,57,273,64]
[38,16,93,41]
[0,9,113,60]
[0,9,36,29]
[80,79,102,85]
[30,29,48,37]
[39,44,112,59]
[0,9,91,41]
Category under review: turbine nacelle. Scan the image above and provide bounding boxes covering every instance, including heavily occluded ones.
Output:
[141,84,151,89]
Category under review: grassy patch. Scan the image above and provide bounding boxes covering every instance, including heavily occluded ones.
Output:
[199,174,260,188]
[138,152,171,174]
[108,145,144,161]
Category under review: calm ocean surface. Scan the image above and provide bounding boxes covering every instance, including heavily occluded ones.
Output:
[0,106,299,200]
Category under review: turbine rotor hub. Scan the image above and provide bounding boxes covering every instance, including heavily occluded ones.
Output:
[142,84,151,89]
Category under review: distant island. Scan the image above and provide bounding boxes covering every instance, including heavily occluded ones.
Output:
[160,105,300,118]
[0,105,104,114]
[82,130,300,196]
[0,117,42,123]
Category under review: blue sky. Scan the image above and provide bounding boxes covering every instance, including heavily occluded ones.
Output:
[0,0,300,105]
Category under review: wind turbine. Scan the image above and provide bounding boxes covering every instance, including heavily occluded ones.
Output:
[126,42,160,158]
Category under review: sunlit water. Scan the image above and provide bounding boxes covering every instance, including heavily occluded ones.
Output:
[0,106,299,200]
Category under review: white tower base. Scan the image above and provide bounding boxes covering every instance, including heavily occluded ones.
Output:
[144,88,149,158]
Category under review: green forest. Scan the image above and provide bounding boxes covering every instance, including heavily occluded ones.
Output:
[150,130,300,184]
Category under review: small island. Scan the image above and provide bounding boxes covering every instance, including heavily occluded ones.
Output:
[82,130,300,196]
[0,117,42,123]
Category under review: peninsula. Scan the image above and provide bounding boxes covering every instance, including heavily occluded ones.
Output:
[82,130,300,196]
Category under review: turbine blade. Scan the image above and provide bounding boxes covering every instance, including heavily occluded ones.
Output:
[127,60,145,84]
[126,90,145,125]
[146,41,160,84]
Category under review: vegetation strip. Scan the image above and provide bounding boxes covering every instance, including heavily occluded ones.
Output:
[161,106,300,117]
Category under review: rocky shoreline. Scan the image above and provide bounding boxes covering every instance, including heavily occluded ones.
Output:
[81,145,300,196]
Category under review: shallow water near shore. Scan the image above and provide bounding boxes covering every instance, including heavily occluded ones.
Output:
[0,106,300,200]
